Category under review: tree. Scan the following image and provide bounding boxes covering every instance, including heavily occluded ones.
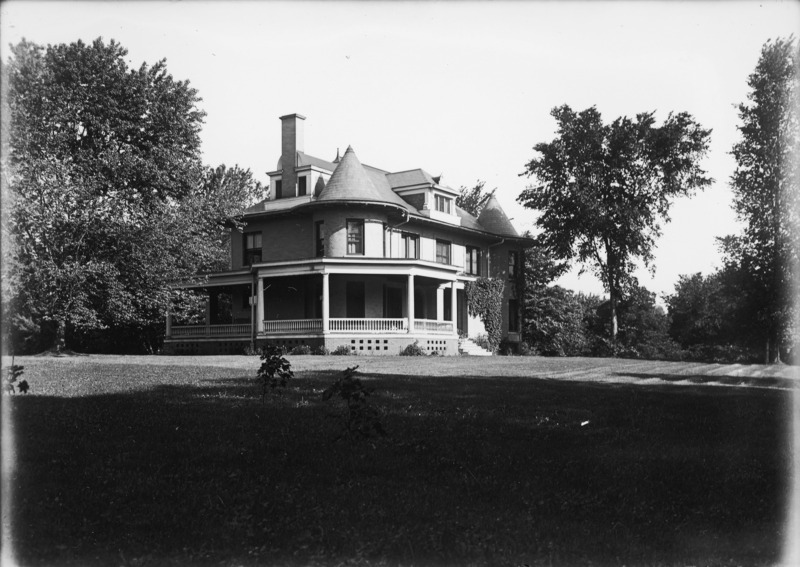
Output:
[518,105,712,342]
[523,285,589,356]
[728,36,799,363]
[456,180,495,217]
[4,38,217,352]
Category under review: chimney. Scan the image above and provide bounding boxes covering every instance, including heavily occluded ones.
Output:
[279,113,305,199]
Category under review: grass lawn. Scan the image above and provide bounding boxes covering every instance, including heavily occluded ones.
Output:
[3,354,797,566]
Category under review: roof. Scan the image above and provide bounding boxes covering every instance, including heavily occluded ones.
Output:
[316,146,414,211]
[386,169,436,189]
[477,195,520,237]
[277,151,338,172]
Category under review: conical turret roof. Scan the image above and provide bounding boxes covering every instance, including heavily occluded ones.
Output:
[317,146,411,209]
[477,195,519,237]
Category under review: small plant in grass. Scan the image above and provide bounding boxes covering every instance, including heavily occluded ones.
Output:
[3,362,28,395]
[331,345,352,356]
[256,345,293,402]
[290,344,312,355]
[399,340,425,356]
[323,365,386,442]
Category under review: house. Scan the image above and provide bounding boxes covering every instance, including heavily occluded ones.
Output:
[164,114,532,355]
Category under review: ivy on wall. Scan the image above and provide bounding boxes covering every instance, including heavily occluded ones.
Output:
[465,277,505,351]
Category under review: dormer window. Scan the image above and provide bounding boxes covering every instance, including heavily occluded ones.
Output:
[298,176,307,196]
[435,194,452,214]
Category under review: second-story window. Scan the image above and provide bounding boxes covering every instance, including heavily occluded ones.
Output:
[435,239,451,265]
[435,194,452,214]
[244,232,262,266]
[315,221,324,257]
[466,246,481,276]
[298,176,307,196]
[508,250,519,279]
[347,219,364,255]
[401,233,419,259]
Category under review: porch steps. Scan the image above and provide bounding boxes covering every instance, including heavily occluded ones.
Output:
[458,337,493,356]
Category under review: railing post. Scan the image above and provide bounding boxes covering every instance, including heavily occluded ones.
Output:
[322,273,330,333]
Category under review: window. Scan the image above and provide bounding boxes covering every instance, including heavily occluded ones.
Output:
[347,220,364,255]
[298,176,307,196]
[435,239,451,265]
[508,250,519,279]
[434,194,452,214]
[401,233,419,259]
[315,221,324,257]
[465,246,481,276]
[509,299,519,332]
[275,179,283,199]
[244,232,262,265]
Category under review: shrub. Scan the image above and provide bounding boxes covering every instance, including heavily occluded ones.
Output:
[290,344,312,355]
[323,365,386,442]
[3,363,28,395]
[313,345,330,356]
[331,345,352,356]
[399,341,425,356]
[256,345,293,401]
[472,334,492,351]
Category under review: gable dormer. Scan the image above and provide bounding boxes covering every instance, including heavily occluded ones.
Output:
[386,170,461,226]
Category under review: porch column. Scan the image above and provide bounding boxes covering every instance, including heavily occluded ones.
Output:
[204,296,211,326]
[165,307,172,338]
[407,273,415,333]
[256,277,265,334]
[436,286,445,321]
[451,281,458,330]
[322,272,330,333]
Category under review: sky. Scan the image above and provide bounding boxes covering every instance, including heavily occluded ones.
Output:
[2,0,798,301]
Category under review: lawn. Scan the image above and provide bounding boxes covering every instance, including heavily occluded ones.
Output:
[3,354,797,566]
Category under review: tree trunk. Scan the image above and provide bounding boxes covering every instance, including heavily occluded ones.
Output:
[609,289,619,343]
[55,318,66,353]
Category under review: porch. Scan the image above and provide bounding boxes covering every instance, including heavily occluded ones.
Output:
[165,261,471,354]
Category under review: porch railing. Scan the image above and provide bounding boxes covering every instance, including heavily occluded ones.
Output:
[329,318,407,333]
[263,319,323,333]
[171,324,251,338]
[414,319,454,333]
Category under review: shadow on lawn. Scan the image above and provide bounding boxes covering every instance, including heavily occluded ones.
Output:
[7,368,793,567]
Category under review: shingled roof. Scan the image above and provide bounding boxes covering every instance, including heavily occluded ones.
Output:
[316,146,413,211]
[477,195,519,237]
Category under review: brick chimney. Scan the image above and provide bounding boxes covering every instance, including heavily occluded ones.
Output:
[279,113,305,199]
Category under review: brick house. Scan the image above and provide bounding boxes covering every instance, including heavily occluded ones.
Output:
[164,114,532,355]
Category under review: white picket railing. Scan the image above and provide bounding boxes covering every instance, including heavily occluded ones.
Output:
[262,319,323,333]
[329,318,407,333]
[413,319,455,334]
[171,324,251,338]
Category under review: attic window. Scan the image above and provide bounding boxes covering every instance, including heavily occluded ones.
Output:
[435,195,452,214]
[298,176,307,196]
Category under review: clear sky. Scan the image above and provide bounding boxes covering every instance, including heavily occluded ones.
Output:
[2,0,798,301]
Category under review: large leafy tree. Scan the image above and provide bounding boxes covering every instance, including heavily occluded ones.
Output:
[728,37,799,363]
[519,105,712,342]
[456,180,495,217]
[3,38,257,352]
